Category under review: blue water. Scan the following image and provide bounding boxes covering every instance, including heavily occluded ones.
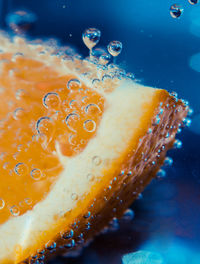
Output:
[0,0,200,263]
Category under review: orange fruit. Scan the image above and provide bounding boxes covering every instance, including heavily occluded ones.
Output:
[0,34,188,263]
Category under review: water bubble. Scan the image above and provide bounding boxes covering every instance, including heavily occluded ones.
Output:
[30,168,42,181]
[71,193,78,200]
[45,241,56,250]
[43,92,60,109]
[102,74,112,82]
[164,156,173,166]
[13,108,25,120]
[99,53,111,65]
[173,139,182,149]
[153,115,160,125]
[183,117,192,127]
[15,89,27,100]
[107,41,122,57]
[92,155,101,166]
[189,0,198,4]
[6,10,37,35]
[84,211,91,218]
[65,113,79,132]
[92,78,101,88]
[156,169,166,179]
[67,79,81,91]
[122,208,135,221]
[10,205,20,216]
[87,173,94,181]
[188,108,194,116]
[14,163,28,176]
[82,28,101,50]
[36,116,53,134]
[0,198,5,210]
[25,198,32,205]
[83,119,96,132]
[62,229,74,239]
[170,4,183,19]
[64,239,75,248]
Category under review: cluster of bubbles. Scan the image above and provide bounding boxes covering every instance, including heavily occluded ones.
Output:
[170,0,199,19]
[82,28,122,64]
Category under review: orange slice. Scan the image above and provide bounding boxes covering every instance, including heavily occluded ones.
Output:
[0,34,188,264]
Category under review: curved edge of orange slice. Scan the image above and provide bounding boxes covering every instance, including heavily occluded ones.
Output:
[0,34,188,263]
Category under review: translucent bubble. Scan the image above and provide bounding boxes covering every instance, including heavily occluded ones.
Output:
[65,113,79,132]
[43,92,60,109]
[69,100,78,109]
[30,168,42,181]
[83,119,96,132]
[173,139,182,149]
[170,4,183,19]
[62,229,74,239]
[36,116,53,134]
[164,156,173,166]
[25,198,32,205]
[183,117,192,127]
[92,155,101,166]
[45,241,56,250]
[107,41,122,57]
[99,53,111,65]
[156,169,166,179]
[84,211,91,218]
[67,79,81,90]
[0,198,5,210]
[15,89,27,100]
[64,239,75,248]
[6,10,37,35]
[85,103,101,115]
[10,205,20,216]
[13,108,25,120]
[92,78,101,88]
[71,193,78,200]
[82,28,101,50]
[189,0,198,4]
[122,208,135,221]
[14,163,28,176]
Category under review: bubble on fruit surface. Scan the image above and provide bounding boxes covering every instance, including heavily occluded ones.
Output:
[83,119,96,132]
[170,4,183,19]
[6,9,37,34]
[92,155,101,166]
[14,163,28,176]
[107,41,122,57]
[43,92,60,109]
[67,79,81,90]
[15,89,27,100]
[82,28,101,50]
[62,229,74,239]
[122,208,135,221]
[30,168,42,181]
[99,53,111,65]
[13,108,25,120]
[71,193,78,200]
[65,113,79,132]
[164,157,173,167]
[45,241,56,250]
[156,169,166,179]
[36,116,53,134]
[189,0,198,4]
[85,103,101,115]
[173,139,182,149]
[10,205,20,216]
[0,198,5,210]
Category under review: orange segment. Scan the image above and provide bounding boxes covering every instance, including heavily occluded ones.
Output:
[0,35,188,264]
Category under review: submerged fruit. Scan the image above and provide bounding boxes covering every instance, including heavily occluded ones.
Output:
[0,34,188,263]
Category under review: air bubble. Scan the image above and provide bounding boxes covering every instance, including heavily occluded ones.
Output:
[62,229,74,239]
[99,53,111,65]
[87,173,94,181]
[92,78,101,88]
[45,241,56,250]
[30,168,42,181]
[170,4,183,19]
[164,157,173,166]
[173,139,182,149]
[122,208,135,221]
[82,28,101,50]
[156,169,166,179]
[0,198,5,210]
[10,205,20,216]
[83,119,96,132]
[67,79,81,90]
[14,163,28,176]
[43,92,60,109]
[92,155,101,166]
[13,108,25,120]
[84,211,91,218]
[71,193,78,200]
[65,113,79,132]
[16,89,27,100]
[36,116,53,134]
[85,104,101,115]
[189,0,198,4]
[108,41,122,57]
[183,117,192,127]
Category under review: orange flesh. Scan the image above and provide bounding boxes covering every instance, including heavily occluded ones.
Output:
[0,54,104,225]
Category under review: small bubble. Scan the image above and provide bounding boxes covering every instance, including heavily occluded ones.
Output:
[31,168,42,181]
[99,53,111,65]
[13,108,25,120]
[153,115,160,125]
[67,78,81,90]
[188,0,198,4]
[14,163,28,176]
[188,108,194,116]
[65,113,79,132]
[0,198,5,210]
[45,241,56,250]
[170,4,183,19]
[107,41,122,57]
[62,229,74,239]
[84,211,91,218]
[92,78,101,88]
[122,209,135,221]
[83,119,96,132]
[87,173,94,181]
[164,157,173,166]
[43,92,60,109]
[16,89,27,100]
[92,155,101,166]
[183,117,192,127]
[71,193,78,200]
[173,139,182,149]
[148,128,152,134]
[102,74,112,82]
[156,169,166,179]
[10,205,20,216]
[25,198,32,205]
[64,239,75,248]
[36,116,53,134]
[82,28,101,50]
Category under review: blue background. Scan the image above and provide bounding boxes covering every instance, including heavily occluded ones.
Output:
[0,1,200,263]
